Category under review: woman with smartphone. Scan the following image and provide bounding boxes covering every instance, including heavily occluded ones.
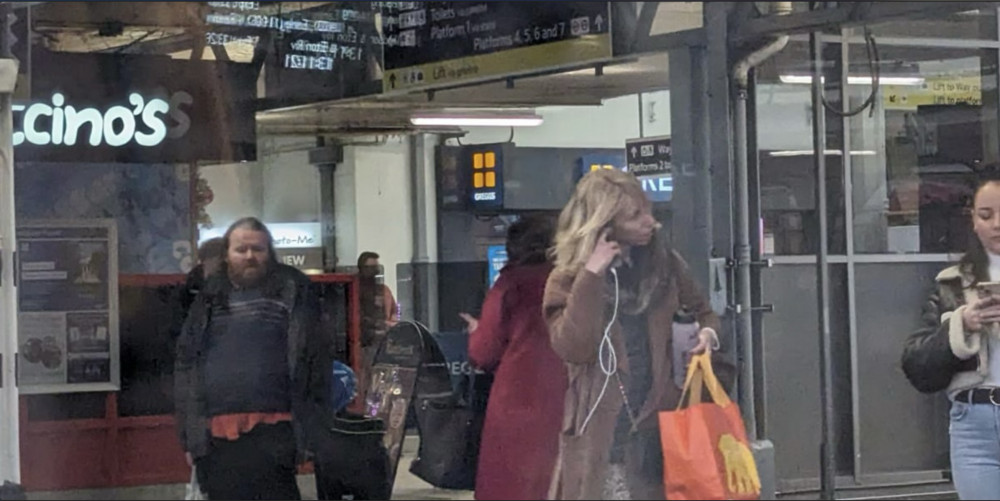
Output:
[543,169,734,500]
[903,167,1000,500]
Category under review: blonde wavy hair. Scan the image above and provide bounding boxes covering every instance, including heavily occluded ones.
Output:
[551,169,669,312]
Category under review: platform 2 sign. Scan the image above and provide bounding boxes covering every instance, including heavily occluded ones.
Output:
[626,136,672,176]
[381,1,612,92]
[626,136,673,203]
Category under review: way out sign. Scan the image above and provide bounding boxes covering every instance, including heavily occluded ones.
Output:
[626,135,672,176]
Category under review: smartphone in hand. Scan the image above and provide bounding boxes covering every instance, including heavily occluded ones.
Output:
[978,281,1000,300]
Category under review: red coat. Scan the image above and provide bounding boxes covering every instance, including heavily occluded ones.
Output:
[469,262,566,501]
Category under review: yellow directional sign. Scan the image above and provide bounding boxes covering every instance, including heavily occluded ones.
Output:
[884,74,982,111]
[383,33,612,93]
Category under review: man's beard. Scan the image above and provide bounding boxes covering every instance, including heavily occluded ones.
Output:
[229,262,267,288]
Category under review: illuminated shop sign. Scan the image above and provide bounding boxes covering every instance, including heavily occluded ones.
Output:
[578,151,671,203]
[201,222,324,271]
[13,92,192,148]
[17,51,257,163]
[640,174,673,202]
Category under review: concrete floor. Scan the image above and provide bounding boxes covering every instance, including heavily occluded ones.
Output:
[27,440,474,501]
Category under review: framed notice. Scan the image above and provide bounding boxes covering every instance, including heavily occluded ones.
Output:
[16,220,119,394]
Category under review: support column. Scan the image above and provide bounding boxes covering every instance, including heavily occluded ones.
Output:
[406,134,439,331]
[669,45,712,286]
[0,1,20,484]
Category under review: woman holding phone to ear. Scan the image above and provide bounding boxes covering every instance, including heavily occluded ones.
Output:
[903,167,1000,500]
[543,169,735,500]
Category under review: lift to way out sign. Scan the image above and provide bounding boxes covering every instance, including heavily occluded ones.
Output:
[626,136,672,176]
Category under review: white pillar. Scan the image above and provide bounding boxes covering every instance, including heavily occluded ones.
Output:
[0,83,21,484]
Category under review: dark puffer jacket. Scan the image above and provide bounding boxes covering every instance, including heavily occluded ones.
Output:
[174,263,331,460]
[901,265,981,394]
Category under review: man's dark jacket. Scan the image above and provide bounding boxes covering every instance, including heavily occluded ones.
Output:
[174,263,332,460]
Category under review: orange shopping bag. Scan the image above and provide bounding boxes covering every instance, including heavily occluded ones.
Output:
[659,352,760,500]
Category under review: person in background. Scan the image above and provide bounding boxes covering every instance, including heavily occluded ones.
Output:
[459,215,565,501]
[178,237,225,321]
[175,217,330,500]
[544,169,730,500]
[357,251,398,394]
[314,360,359,501]
[358,251,399,330]
[903,167,1000,500]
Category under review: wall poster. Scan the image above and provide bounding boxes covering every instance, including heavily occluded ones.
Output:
[17,220,119,394]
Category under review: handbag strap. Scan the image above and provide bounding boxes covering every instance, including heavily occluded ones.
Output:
[676,353,731,410]
[614,372,640,432]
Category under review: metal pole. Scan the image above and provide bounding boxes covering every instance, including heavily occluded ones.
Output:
[637,93,645,138]
[810,30,836,500]
[730,3,791,443]
[733,88,757,440]
[0,0,20,484]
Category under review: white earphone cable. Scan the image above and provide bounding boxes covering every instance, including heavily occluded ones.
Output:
[579,267,619,434]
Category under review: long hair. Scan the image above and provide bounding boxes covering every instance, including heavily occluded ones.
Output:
[551,169,668,313]
[206,217,283,303]
[961,164,1000,285]
[506,214,554,267]
[357,251,380,270]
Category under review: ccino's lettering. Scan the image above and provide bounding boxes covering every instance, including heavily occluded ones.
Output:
[12,92,191,148]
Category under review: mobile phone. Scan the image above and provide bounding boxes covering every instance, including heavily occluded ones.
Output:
[603,225,623,269]
[977,281,1000,300]
[603,225,618,243]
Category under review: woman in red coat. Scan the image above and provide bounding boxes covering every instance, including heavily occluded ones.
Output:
[461,215,567,501]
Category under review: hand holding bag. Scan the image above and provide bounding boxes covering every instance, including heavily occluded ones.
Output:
[659,352,760,500]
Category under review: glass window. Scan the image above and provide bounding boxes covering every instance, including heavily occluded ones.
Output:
[846,43,999,253]
[755,40,848,256]
[868,8,998,41]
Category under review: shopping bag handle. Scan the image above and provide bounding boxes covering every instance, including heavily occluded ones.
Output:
[676,352,732,410]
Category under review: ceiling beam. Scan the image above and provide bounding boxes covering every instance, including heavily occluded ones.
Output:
[635,27,706,53]
[632,2,658,53]
[731,1,995,43]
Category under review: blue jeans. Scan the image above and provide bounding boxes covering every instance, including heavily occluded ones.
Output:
[951,400,1000,500]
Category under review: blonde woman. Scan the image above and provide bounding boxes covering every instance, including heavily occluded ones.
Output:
[543,169,734,500]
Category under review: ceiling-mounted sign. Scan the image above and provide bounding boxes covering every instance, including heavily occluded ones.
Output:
[16,50,257,163]
[381,1,612,92]
[468,144,508,211]
[626,136,672,203]
[626,136,672,176]
[203,1,386,108]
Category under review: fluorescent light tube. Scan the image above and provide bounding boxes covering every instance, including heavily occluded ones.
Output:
[779,75,925,86]
[410,115,544,127]
[769,149,877,157]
